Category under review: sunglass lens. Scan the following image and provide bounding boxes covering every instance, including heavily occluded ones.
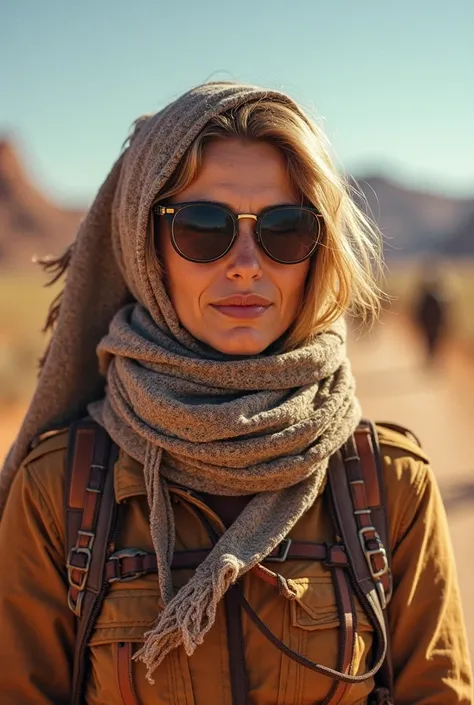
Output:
[172,204,234,262]
[260,208,320,263]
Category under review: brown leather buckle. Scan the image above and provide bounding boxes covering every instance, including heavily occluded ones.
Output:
[107,548,148,583]
[265,538,292,563]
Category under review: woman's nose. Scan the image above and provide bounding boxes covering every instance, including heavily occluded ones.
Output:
[226,219,263,280]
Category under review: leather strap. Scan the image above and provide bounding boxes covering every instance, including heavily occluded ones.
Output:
[65,423,102,616]
[250,544,347,594]
[116,642,139,705]
[224,584,249,705]
[323,566,357,705]
[328,430,391,700]
[235,579,386,684]
[175,499,251,705]
[65,419,119,705]
[361,421,395,701]
[105,541,348,583]
[353,424,392,605]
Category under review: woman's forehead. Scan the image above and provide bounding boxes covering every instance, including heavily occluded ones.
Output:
[172,138,299,207]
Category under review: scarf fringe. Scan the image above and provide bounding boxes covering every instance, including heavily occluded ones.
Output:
[134,558,239,684]
[33,243,75,371]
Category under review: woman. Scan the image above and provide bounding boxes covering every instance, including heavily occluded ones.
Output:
[0,82,471,704]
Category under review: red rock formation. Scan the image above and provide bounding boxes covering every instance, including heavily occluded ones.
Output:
[0,139,84,268]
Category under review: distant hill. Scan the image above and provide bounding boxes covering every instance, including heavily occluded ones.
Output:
[353,175,474,257]
[0,137,473,267]
[442,212,474,255]
[0,140,84,268]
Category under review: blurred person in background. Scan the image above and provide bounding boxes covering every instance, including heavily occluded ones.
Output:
[0,83,471,704]
[413,260,450,365]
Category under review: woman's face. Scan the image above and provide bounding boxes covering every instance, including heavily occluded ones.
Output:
[157,138,311,355]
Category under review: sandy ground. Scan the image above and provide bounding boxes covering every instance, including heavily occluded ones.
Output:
[1,315,473,658]
[349,313,474,658]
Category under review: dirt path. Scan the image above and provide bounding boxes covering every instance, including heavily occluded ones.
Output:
[349,314,474,657]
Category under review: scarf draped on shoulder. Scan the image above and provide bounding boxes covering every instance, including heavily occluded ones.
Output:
[0,82,360,681]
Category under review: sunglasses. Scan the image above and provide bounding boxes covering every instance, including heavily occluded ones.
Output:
[152,201,323,265]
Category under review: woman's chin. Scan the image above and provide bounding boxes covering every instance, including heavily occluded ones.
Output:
[203,327,276,357]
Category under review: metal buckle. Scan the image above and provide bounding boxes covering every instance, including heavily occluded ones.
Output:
[108,548,148,583]
[67,547,92,590]
[358,526,389,579]
[265,538,292,563]
[67,589,84,617]
[66,530,95,591]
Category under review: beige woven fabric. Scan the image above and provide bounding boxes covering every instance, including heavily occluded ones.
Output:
[0,81,360,681]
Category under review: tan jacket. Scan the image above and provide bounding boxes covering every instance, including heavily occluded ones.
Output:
[0,425,472,704]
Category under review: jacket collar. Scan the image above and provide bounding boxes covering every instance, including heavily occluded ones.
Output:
[113,448,226,533]
[114,448,147,501]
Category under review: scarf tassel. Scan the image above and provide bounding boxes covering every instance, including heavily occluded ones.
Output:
[133,559,239,684]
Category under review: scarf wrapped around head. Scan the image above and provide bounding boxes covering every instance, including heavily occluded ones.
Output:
[0,82,361,681]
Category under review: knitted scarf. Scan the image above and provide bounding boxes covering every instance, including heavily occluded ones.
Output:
[0,81,360,681]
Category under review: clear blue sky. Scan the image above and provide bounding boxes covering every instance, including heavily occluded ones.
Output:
[1,0,473,206]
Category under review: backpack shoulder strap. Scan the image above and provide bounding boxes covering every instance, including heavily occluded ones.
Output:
[354,420,394,701]
[328,420,394,703]
[64,417,119,705]
[353,420,392,606]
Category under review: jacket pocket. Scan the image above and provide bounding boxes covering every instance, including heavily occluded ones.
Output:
[288,576,375,704]
[291,575,373,631]
[85,586,178,705]
[89,587,161,647]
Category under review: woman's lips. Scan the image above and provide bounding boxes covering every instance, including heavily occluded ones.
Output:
[210,304,272,319]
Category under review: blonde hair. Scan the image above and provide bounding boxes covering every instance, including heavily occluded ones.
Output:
[149,99,385,350]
